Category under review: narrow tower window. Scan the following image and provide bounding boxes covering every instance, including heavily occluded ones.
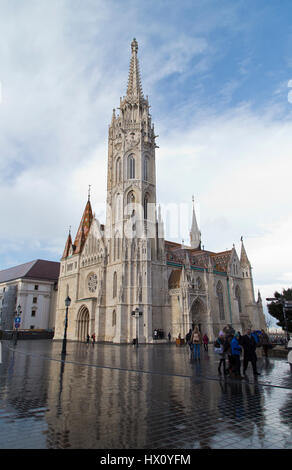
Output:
[144,194,149,219]
[128,155,135,179]
[113,272,117,298]
[216,281,225,320]
[144,156,149,181]
[116,158,121,183]
[235,285,242,313]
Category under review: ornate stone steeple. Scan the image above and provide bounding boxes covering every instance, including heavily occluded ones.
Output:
[106,39,158,245]
[126,38,144,99]
[190,196,201,249]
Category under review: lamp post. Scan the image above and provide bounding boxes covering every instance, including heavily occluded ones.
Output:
[61,296,71,357]
[131,307,143,347]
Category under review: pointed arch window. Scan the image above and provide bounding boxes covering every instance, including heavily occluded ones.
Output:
[235,285,242,313]
[128,154,135,179]
[112,310,116,327]
[144,194,149,220]
[113,272,117,298]
[197,277,203,290]
[116,158,121,183]
[216,281,225,320]
[144,156,149,181]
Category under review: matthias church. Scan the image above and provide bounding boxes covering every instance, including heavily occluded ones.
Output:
[54,39,266,343]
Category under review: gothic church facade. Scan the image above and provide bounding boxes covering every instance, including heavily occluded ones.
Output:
[54,40,266,343]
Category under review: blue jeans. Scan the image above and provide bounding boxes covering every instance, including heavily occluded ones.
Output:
[193,344,201,359]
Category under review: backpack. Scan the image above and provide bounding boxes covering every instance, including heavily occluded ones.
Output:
[192,333,199,342]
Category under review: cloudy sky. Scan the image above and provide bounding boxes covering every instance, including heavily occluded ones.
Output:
[1,0,292,325]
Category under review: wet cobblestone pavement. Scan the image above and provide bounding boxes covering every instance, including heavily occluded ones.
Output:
[0,340,292,449]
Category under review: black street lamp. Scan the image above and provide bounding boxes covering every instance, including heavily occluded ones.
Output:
[61,296,71,357]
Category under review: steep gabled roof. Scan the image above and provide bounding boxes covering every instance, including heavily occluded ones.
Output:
[0,260,60,284]
[62,232,73,260]
[73,199,93,255]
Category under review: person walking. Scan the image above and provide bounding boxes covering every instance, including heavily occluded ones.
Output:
[191,326,202,360]
[203,334,209,352]
[91,333,96,345]
[261,329,271,358]
[186,328,193,356]
[240,328,260,376]
[231,332,243,378]
[168,332,171,342]
[86,334,90,344]
[215,331,228,375]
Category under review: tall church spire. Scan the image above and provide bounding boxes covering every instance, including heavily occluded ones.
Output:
[190,196,201,249]
[240,236,250,267]
[126,38,144,99]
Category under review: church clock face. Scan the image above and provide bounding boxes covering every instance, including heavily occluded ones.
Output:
[88,273,98,293]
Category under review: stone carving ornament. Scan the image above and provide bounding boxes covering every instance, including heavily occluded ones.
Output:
[88,273,98,293]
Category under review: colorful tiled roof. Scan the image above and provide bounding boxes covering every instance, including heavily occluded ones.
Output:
[165,240,232,272]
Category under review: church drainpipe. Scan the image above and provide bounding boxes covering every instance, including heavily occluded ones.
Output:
[226,276,233,325]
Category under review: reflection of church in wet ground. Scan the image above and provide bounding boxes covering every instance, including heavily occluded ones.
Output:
[54,39,266,344]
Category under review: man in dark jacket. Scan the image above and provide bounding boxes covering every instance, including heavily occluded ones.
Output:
[240,328,260,376]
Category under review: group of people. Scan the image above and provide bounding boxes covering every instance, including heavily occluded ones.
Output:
[153,329,165,340]
[214,328,271,378]
[87,333,95,344]
[186,325,272,378]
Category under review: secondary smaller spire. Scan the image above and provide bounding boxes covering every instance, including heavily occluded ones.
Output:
[190,196,201,250]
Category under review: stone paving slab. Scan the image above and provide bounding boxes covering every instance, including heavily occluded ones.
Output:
[0,340,291,449]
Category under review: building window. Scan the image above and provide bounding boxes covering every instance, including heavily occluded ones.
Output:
[144,194,149,220]
[235,285,242,313]
[144,156,149,181]
[116,158,122,183]
[30,325,35,330]
[113,272,117,298]
[112,310,116,327]
[33,297,37,304]
[216,281,225,320]
[197,277,203,290]
[128,155,135,179]
[31,310,36,317]
[34,285,38,290]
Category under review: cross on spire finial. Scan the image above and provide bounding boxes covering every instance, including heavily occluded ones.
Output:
[69,225,71,235]
[88,185,92,201]
[131,38,138,54]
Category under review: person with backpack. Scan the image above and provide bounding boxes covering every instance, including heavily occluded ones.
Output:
[231,332,243,379]
[191,326,202,360]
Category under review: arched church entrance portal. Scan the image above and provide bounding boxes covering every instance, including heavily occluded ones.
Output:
[190,297,206,333]
[77,306,90,341]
